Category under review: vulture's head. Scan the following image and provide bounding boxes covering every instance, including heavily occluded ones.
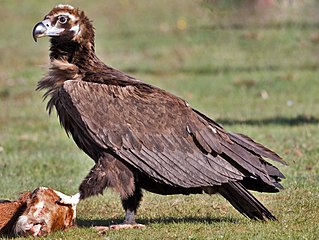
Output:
[33,4,94,46]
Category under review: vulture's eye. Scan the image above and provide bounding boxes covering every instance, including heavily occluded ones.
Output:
[58,15,68,24]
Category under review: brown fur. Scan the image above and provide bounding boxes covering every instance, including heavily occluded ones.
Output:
[0,192,30,235]
[0,188,76,237]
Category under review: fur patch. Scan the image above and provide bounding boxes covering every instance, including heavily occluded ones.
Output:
[0,188,76,237]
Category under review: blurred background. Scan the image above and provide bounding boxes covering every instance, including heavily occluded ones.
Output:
[1,1,318,119]
[0,1,318,238]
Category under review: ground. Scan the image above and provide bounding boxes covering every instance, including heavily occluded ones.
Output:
[0,1,318,239]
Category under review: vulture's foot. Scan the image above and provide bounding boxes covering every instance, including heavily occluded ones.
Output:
[95,224,145,233]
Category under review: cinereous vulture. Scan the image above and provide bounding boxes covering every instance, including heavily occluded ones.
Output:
[32,4,285,230]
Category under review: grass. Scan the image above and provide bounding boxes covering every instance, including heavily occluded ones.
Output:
[0,0,319,239]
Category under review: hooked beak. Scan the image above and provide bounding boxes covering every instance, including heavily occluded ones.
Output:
[32,19,64,42]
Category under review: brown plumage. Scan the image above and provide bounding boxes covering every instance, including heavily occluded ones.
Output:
[32,4,286,225]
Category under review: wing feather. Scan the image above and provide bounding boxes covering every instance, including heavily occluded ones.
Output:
[58,80,283,189]
[229,133,286,164]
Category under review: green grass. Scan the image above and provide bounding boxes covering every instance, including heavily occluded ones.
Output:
[1,0,319,239]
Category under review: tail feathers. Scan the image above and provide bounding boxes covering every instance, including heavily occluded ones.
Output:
[218,181,276,221]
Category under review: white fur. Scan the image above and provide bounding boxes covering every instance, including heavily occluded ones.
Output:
[58,192,81,206]
[53,190,78,222]
[33,201,45,218]
[53,189,70,199]
[14,215,33,236]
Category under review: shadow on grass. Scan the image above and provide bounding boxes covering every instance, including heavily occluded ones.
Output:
[77,216,238,228]
[217,115,319,126]
[0,217,237,238]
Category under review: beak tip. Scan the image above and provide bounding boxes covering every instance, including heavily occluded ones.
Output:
[32,22,46,42]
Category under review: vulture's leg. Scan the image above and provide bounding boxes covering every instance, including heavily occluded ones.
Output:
[57,162,109,205]
[122,186,143,224]
[60,151,135,202]
[95,187,145,233]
